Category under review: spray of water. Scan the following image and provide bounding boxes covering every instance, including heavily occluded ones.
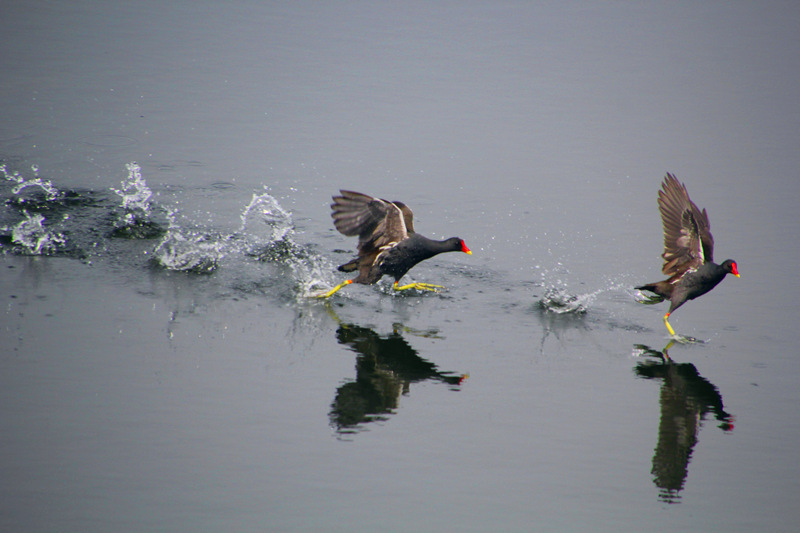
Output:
[8,210,67,255]
[1,163,62,203]
[110,162,164,238]
[1,164,69,255]
[535,261,631,315]
[238,189,334,296]
[2,162,334,295]
[239,190,294,244]
[152,207,222,274]
[112,162,152,212]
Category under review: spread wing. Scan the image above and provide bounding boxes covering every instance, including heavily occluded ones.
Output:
[657,173,715,277]
[331,190,409,256]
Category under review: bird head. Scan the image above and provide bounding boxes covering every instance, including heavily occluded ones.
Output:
[722,259,740,278]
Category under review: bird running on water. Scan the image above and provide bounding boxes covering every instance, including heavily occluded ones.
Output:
[636,174,739,337]
[315,190,472,298]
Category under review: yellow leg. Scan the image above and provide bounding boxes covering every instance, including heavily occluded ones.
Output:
[313,279,353,298]
[663,313,676,337]
[393,281,444,292]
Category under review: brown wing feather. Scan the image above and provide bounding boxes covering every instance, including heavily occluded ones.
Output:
[657,174,715,277]
[331,191,381,236]
[696,205,714,262]
[390,200,415,234]
[331,190,409,273]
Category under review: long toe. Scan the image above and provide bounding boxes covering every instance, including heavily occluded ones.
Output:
[393,282,445,292]
[311,279,353,298]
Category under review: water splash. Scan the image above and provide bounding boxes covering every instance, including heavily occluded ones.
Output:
[239,190,334,296]
[152,208,222,274]
[1,162,334,295]
[284,244,336,298]
[1,163,62,206]
[0,164,69,255]
[538,286,594,314]
[239,190,294,245]
[112,162,152,212]
[7,210,67,255]
[535,262,629,315]
[110,162,164,238]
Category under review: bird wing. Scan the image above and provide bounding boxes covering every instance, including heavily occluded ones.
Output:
[331,190,409,255]
[389,200,415,234]
[657,173,715,277]
[695,205,714,262]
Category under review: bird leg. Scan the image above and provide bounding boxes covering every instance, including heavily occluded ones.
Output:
[393,281,444,292]
[663,312,704,343]
[663,312,676,337]
[312,279,353,298]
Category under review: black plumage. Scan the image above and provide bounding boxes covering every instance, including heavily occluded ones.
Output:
[636,174,739,336]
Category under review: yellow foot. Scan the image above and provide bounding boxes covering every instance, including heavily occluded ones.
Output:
[310,279,353,298]
[393,281,445,292]
[662,315,702,343]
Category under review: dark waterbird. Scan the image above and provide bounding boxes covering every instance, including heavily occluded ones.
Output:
[315,190,471,298]
[636,174,739,337]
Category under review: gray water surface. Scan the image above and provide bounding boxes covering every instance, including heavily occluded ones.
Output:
[2,2,799,532]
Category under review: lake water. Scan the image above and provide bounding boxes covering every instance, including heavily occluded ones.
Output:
[2,2,799,532]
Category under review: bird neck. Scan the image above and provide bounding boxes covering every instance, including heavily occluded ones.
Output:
[407,234,453,254]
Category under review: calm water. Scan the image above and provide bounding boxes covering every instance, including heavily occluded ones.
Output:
[2,2,799,532]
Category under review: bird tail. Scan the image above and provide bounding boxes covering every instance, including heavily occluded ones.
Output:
[634,281,670,303]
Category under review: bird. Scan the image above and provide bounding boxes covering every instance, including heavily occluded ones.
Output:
[315,190,471,298]
[635,173,739,337]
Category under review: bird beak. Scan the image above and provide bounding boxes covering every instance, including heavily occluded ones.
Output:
[732,263,740,277]
[461,241,472,255]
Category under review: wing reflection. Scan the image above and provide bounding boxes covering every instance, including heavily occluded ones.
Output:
[634,342,734,504]
[330,323,467,436]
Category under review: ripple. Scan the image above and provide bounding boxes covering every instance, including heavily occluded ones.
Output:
[79,134,138,148]
[0,133,34,147]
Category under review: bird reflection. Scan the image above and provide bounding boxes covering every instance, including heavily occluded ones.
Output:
[634,341,734,504]
[330,322,467,436]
